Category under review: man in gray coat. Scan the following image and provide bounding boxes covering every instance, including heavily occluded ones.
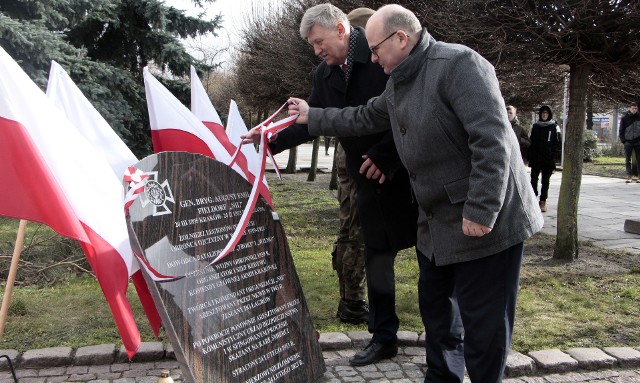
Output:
[279,4,544,382]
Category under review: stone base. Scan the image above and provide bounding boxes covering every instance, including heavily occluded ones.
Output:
[624,219,640,234]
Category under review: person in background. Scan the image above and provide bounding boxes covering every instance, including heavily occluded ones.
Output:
[507,105,530,164]
[619,102,640,183]
[260,3,418,366]
[528,105,562,212]
[327,6,374,330]
[348,7,375,28]
[279,4,544,382]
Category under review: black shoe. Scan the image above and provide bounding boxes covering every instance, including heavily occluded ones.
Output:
[337,299,368,324]
[349,341,398,366]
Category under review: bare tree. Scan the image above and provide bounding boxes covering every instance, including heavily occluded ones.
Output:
[231,0,322,173]
[234,0,321,110]
[412,0,640,260]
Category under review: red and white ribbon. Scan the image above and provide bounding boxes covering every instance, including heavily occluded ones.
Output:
[228,102,289,180]
[211,110,298,264]
[134,249,183,282]
[123,166,148,216]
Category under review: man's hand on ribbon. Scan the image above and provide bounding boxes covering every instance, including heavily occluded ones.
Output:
[360,155,386,184]
[288,97,309,124]
[240,101,294,145]
[240,126,265,145]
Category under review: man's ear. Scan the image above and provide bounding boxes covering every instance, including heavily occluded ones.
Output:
[399,31,410,48]
[337,22,346,38]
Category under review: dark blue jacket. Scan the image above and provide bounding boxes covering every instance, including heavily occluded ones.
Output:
[619,111,640,144]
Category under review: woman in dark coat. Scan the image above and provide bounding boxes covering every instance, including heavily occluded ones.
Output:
[528,105,562,212]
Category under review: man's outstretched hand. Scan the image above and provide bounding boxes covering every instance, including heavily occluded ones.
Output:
[288,97,309,124]
[240,126,263,145]
[240,97,309,145]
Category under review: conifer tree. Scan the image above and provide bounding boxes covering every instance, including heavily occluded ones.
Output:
[0,0,223,156]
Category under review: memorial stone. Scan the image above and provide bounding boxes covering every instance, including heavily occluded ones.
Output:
[126,152,325,383]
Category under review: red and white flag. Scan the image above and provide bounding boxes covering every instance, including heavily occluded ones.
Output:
[190,66,224,133]
[0,47,140,359]
[226,100,264,180]
[189,67,272,206]
[144,67,233,166]
[46,61,138,180]
[46,61,161,337]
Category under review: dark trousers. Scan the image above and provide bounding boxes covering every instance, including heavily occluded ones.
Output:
[624,142,640,177]
[530,167,553,202]
[365,246,398,344]
[418,243,524,383]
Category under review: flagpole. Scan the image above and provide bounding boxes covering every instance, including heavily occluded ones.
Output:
[0,219,27,339]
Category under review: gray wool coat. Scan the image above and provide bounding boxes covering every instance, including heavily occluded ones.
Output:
[308,29,543,266]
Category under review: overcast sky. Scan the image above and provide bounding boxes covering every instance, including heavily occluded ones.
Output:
[164,0,281,68]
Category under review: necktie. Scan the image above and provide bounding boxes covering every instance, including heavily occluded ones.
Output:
[341,63,349,83]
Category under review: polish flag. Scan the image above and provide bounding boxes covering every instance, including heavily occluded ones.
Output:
[190,66,225,135]
[143,68,245,172]
[226,100,264,181]
[45,61,161,337]
[189,67,272,206]
[46,61,137,180]
[0,48,140,359]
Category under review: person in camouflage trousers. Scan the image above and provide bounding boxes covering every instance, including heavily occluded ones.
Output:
[332,141,367,323]
[329,7,380,324]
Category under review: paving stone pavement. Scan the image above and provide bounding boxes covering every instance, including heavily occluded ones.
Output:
[1,333,640,382]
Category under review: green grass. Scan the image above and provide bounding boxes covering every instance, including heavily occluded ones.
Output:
[515,271,640,351]
[0,276,158,350]
[1,170,639,354]
[583,155,627,178]
[591,156,625,165]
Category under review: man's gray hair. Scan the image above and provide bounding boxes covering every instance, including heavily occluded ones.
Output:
[300,3,349,40]
[380,5,422,36]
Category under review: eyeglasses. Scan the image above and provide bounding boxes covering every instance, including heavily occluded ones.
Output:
[369,31,398,56]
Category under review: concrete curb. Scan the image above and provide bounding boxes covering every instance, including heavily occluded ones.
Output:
[1,332,640,379]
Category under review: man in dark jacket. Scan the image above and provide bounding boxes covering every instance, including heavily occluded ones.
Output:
[507,105,530,164]
[528,105,562,212]
[619,102,640,183]
[266,3,418,366]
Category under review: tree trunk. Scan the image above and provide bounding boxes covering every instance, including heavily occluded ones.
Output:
[285,146,297,174]
[586,90,593,130]
[554,63,591,260]
[307,137,320,181]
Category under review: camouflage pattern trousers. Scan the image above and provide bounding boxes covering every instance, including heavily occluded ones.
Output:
[332,143,366,301]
